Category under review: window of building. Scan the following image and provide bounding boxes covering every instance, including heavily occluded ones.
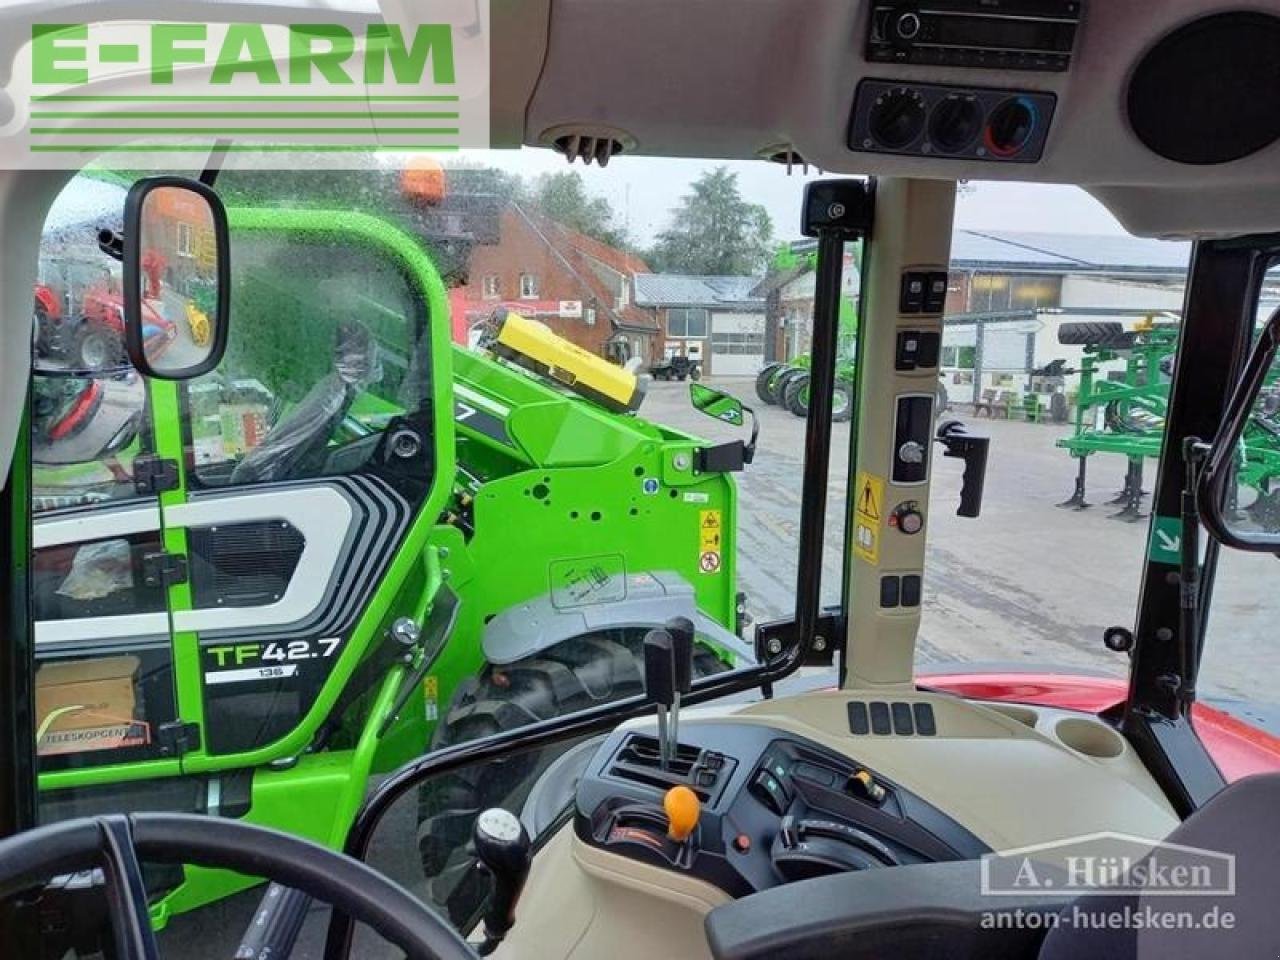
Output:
[940,345,977,369]
[177,222,192,258]
[482,275,500,299]
[519,273,538,298]
[584,306,596,326]
[710,331,766,355]
[667,308,709,338]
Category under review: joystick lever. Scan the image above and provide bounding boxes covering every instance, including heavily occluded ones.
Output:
[473,808,532,956]
[643,628,676,768]
[665,616,695,757]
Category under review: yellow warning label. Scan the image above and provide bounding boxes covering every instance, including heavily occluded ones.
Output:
[699,510,722,574]
[855,471,884,523]
[854,472,884,564]
[423,675,439,722]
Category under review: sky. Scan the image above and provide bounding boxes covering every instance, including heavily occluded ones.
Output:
[459,148,1129,248]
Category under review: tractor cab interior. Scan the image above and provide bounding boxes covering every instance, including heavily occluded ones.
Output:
[3,2,1280,959]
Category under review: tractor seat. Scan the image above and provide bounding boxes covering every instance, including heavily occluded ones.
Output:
[231,322,378,486]
[705,772,1280,960]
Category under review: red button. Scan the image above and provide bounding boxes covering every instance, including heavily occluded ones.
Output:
[733,833,751,853]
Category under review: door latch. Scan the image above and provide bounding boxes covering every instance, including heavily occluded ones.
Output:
[157,720,201,757]
[133,456,180,495]
[142,551,188,588]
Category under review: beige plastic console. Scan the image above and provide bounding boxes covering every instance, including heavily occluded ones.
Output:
[845,177,955,689]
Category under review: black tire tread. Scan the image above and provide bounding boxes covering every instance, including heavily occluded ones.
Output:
[1057,321,1135,348]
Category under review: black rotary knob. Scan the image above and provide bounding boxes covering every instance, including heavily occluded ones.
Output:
[894,11,921,40]
[869,87,927,150]
[928,95,983,153]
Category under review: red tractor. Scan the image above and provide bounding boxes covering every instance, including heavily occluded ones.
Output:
[33,256,175,372]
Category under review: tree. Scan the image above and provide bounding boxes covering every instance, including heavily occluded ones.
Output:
[646,167,774,275]
[529,170,629,248]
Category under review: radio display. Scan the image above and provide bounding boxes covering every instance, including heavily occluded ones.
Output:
[929,15,1073,52]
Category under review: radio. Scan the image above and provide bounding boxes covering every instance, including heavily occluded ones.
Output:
[867,1,1082,72]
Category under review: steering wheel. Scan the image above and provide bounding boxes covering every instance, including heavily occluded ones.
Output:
[0,812,474,960]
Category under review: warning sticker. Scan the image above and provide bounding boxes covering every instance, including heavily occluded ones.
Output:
[699,509,722,574]
[854,471,884,564]
[423,675,439,723]
[856,471,884,523]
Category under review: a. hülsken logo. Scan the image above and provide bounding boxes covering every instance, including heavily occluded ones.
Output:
[981,831,1235,897]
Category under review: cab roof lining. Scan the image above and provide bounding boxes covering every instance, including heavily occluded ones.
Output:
[1,0,1279,238]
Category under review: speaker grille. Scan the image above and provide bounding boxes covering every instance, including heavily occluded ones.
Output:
[1127,12,1280,165]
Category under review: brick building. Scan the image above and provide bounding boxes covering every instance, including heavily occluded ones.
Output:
[456,204,660,363]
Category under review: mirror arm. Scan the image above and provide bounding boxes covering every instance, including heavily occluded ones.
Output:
[1196,304,1280,552]
[97,229,123,263]
[743,404,759,464]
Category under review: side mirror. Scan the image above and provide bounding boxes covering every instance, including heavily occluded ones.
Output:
[689,383,759,469]
[123,177,229,380]
[1197,304,1280,552]
[689,383,745,426]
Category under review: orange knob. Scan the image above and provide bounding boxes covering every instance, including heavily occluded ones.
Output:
[664,785,701,843]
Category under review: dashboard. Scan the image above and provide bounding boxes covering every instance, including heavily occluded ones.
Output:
[573,721,987,897]
[494,691,1182,960]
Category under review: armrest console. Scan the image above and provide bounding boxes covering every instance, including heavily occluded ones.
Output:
[705,860,1058,960]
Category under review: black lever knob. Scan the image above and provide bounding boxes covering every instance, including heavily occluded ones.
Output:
[473,808,532,951]
[665,616,695,696]
[643,629,676,706]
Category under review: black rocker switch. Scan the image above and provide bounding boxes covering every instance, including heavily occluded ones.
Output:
[474,808,532,955]
[935,420,990,518]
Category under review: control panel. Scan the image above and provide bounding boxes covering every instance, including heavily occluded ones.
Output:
[574,722,987,898]
[849,80,1057,163]
[866,0,1081,72]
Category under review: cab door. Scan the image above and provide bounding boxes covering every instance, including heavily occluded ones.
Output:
[150,209,454,775]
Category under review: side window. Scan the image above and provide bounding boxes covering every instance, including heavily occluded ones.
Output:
[182,232,432,492]
[32,173,176,775]
[31,373,155,513]
[33,174,157,513]
[32,528,177,774]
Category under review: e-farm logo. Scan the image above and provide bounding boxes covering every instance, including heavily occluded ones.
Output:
[13,12,488,166]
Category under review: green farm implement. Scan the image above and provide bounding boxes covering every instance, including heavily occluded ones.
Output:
[1055,319,1280,526]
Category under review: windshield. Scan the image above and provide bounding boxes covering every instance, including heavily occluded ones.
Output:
[30,158,1278,954]
[29,151,854,951]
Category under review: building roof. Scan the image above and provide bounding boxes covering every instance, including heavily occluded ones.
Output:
[634,274,765,308]
[790,229,1192,277]
[947,229,1191,276]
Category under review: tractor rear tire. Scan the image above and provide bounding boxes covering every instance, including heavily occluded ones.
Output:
[782,373,810,417]
[74,325,124,371]
[416,631,728,926]
[754,363,785,404]
[769,367,807,406]
[782,374,854,422]
[1057,322,1135,348]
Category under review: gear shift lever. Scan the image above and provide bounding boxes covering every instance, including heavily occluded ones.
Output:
[665,616,694,754]
[473,808,532,956]
[643,628,675,768]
